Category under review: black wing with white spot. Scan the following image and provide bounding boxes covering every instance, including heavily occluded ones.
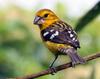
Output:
[41,21,80,49]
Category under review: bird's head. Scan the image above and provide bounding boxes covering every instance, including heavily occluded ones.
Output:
[33,9,59,30]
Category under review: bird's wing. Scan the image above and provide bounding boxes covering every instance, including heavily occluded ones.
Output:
[41,21,80,48]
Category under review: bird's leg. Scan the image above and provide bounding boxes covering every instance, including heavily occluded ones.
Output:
[49,54,58,68]
[49,55,58,75]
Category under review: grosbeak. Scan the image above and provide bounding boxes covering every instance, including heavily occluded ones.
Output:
[33,9,85,68]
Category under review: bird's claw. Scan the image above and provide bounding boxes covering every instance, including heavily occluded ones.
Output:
[72,61,76,67]
[49,67,57,75]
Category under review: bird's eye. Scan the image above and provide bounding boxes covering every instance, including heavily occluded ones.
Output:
[44,13,49,18]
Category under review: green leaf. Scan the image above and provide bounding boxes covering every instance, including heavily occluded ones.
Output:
[75,2,100,32]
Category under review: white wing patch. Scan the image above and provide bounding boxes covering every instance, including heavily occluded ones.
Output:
[50,29,54,32]
[50,31,59,39]
[68,30,74,38]
[68,30,71,33]
[70,34,74,37]
[43,32,49,36]
[72,37,75,41]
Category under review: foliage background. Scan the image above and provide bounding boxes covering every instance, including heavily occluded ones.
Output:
[0,0,100,79]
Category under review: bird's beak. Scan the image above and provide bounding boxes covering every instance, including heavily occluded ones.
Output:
[33,16,44,25]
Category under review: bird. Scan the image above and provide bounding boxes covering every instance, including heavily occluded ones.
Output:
[33,9,85,69]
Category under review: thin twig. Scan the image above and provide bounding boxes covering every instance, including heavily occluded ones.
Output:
[14,52,100,79]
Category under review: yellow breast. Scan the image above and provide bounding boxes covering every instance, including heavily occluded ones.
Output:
[45,41,71,54]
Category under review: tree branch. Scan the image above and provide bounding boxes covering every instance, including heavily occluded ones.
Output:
[15,52,100,79]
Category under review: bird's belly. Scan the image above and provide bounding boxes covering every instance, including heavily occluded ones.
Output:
[45,41,71,55]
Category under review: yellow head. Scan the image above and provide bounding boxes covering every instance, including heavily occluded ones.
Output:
[33,9,60,30]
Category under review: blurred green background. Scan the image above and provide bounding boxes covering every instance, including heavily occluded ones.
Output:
[0,0,100,79]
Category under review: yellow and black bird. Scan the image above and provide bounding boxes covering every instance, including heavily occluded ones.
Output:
[33,9,85,68]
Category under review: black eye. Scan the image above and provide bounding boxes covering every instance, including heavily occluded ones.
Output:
[44,13,49,18]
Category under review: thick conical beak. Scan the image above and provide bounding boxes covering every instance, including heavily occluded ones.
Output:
[33,16,42,25]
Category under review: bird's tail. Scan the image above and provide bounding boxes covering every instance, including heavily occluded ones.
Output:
[69,51,85,67]
[64,48,85,67]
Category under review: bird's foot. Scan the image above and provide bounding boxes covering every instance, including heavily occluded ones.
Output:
[71,61,77,67]
[71,59,86,67]
[49,67,57,75]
